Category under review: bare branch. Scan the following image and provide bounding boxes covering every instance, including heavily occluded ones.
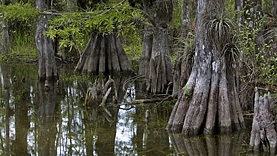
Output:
[41,0,127,17]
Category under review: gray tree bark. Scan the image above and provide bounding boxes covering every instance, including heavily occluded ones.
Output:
[166,0,245,135]
[139,0,173,94]
[36,0,58,81]
[272,0,276,18]
[1,0,11,55]
[172,0,192,96]
[74,31,131,75]
[181,0,190,36]
[249,87,276,154]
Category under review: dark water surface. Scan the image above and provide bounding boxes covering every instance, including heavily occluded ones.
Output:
[0,63,266,156]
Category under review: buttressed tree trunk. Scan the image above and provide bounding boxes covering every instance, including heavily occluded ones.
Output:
[74,31,131,75]
[166,0,245,136]
[36,0,58,81]
[139,0,173,94]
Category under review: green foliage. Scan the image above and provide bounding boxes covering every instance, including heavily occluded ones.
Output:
[170,0,182,29]
[183,85,191,99]
[237,9,277,86]
[0,2,38,60]
[0,2,39,25]
[46,0,146,53]
[203,13,234,51]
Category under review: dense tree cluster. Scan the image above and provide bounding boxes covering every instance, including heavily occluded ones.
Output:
[0,1,276,152]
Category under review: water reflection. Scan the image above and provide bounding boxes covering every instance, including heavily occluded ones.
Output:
[1,64,11,156]
[38,82,59,156]
[168,131,273,156]
[0,63,262,156]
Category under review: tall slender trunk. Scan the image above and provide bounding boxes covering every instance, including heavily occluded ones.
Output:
[1,0,11,55]
[172,0,192,96]
[235,0,244,30]
[181,0,190,36]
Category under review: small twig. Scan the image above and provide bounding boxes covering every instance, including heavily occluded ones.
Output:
[123,75,146,91]
[156,95,173,105]
[100,87,112,117]
[166,82,173,95]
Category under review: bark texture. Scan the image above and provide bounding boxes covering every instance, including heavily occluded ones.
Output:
[1,0,11,55]
[75,32,131,75]
[249,87,276,154]
[139,0,173,94]
[36,0,58,81]
[172,0,193,96]
[166,0,245,136]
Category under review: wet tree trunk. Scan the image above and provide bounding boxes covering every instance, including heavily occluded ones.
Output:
[36,0,58,81]
[1,0,11,55]
[139,0,173,94]
[166,0,245,135]
[75,31,131,75]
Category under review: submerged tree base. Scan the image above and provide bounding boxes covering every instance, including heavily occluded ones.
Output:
[166,0,245,136]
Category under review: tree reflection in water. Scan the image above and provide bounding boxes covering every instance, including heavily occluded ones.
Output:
[0,64,265,156]
[38,82,59,156]
[169,132,269,156]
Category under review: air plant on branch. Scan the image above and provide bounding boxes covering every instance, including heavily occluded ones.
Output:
[202,13,234,53]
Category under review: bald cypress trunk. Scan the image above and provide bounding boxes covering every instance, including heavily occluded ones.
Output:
[139,0,173,94]
[75,31,131,75]
[167,0,245,135]
[36,0,58,81]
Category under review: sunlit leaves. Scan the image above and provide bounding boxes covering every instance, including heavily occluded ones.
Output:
[46,0,146,52]
[0,2,39,24]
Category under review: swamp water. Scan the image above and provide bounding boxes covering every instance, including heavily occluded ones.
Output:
[0,63,267,156]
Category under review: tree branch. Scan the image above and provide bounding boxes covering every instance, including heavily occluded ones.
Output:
[41,0,127,17]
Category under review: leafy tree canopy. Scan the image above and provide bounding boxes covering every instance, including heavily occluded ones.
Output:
[46,0,146,52]
[0,2,39,25]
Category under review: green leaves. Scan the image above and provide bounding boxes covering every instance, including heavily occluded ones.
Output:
[203,13,234,51]
[0,2,39,24]
[46,0,145,52]
[183,85,191,99]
